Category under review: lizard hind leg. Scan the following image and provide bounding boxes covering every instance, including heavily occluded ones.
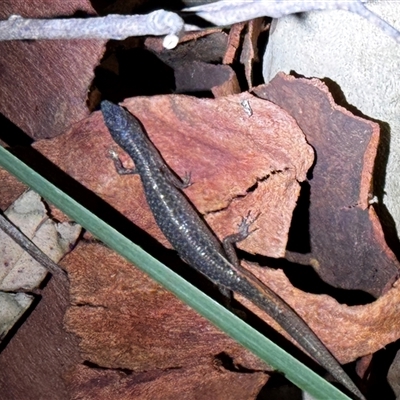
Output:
[218,211,260,318]
[160,165,192,189]
[222,211,260,267]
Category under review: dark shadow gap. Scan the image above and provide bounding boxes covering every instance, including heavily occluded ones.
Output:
[363,339,400,400]
[82,360,134,375]
[257,373,302,400]
[286,180,311,254]
[251,19,272,87]
[214,352,262,374]
[90,0,187,16]
[0,113,33,147]
[239,252,375,306]
[90,40,176,106]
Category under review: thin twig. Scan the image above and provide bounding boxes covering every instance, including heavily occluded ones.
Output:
[183,0,400,43]
[0,10,189,49]
[0,212,65,277]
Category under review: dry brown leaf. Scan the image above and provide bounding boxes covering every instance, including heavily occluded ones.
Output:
[254,73,400,297]
[64,243,267,371]
[0,1,106,139]
[64,243,268,399]
[239,263,400,364]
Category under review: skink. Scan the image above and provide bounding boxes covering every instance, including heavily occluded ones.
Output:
[101,100,364,400]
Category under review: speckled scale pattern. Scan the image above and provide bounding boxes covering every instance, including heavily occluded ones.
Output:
[101,101,365,400]
[101,102,227,280]
[184,0,400,43]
